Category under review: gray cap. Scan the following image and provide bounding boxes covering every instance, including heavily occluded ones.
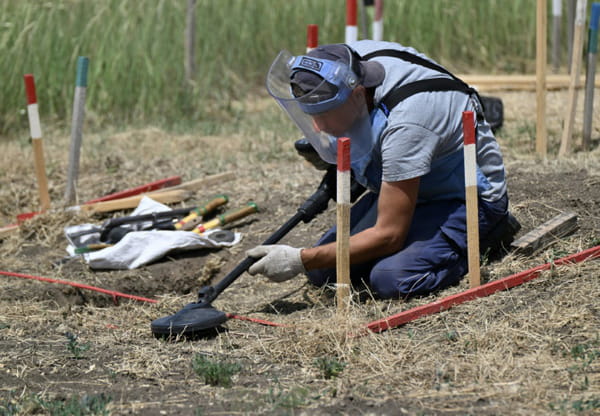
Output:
[290,44,385,98]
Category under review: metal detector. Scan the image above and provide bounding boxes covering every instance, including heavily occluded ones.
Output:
[151,165,366,339]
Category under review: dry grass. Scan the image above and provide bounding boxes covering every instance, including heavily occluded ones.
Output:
[0,90,599,415]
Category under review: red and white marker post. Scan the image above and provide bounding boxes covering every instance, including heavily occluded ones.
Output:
[462,111,480,288]
[306,24,318,53]
[336,137,352,315]
[373,0,384,41]
[345,0,358,43]
[24,74,51,211]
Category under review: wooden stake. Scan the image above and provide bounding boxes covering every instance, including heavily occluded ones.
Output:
[64,56,89,206]
[536,0,548,157]
[560,0,588,156]
[77,189,191,213]
[462,111,480,288]
[336,137,351,315]
[23,74,51,211]
[184,0,196,84]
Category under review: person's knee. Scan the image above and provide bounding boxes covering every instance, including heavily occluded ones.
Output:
[369,259,466,299]
[369,268,403,299]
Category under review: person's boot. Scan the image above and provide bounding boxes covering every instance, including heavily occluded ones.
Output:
[481,212,522,261]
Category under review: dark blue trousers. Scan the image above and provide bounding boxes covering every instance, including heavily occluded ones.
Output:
[306,192,508,298]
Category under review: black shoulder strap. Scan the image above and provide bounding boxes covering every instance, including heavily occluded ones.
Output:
[362,49,459,81]
[361,49,482,116]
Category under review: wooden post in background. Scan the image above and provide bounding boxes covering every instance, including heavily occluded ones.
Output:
[568,0,577,72]
[359,0,369,39]
[552,0,562,72]
[23,74,51,211]
[537,0,548,157]
[373,0,384,41]
[560,0,588,156]
[184,0,196,84]
[582,2,600,150]
[462,111,480,288]
[336,137,351,315]
[64,56,89,206]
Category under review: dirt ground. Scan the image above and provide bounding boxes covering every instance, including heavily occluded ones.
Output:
[0,89,599,415]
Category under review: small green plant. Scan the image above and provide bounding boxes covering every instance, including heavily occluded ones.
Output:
[445,330,459,342]
[192,353,241,388]
[313,356,347,380]
[38,393,112,416]
[565,340,600,391]
[65,332,90,359]
[267,382,310,410]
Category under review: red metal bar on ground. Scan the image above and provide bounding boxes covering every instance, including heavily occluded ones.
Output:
[84,175,182,204]
[362,245,600,334]
[13,175,182,223]
[0,270,157,305]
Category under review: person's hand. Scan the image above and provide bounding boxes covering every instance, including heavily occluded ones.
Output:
[246,245,306,282]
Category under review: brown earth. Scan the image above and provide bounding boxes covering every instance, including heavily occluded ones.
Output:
[0,89,599,415]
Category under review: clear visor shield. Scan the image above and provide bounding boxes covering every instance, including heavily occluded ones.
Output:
[266,50,373,165]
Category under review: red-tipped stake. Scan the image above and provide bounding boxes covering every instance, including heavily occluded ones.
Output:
[306,24,318,53]
[345,0,358,43]
[23,74,51,211]
[373,0,384,41]
[462,111,480,288]
[336,137,352,314]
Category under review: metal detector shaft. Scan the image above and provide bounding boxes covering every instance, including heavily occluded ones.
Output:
[196,169,337,305]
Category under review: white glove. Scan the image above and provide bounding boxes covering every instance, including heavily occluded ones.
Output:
[246,245,306,282]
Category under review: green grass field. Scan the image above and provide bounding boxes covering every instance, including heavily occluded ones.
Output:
[0,0,576,135]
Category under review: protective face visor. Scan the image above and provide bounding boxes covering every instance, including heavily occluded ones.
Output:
[266,49,374,165]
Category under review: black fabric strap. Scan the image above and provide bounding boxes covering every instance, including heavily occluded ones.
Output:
[361,49,483,117]
[362,49,459,81]
[381,77,476,111]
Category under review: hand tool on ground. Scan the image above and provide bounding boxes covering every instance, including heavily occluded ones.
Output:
[66,206,195,247]
[192,202,258,234]
[151,166,365,339]
[99,194,230,243]
[174,195,229,230]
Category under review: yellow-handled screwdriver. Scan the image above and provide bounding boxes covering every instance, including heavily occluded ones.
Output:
[192,202,259,234]
[174,194,229,231]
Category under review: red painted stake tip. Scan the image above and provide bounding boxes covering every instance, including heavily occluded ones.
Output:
[23,74,37,105]
[337,137,351,171]
[462,111,476,145]
[346,0,357,26]
[307,24,319,49]
[375,0,384,21]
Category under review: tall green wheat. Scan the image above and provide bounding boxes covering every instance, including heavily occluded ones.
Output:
[0,0,570,135]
